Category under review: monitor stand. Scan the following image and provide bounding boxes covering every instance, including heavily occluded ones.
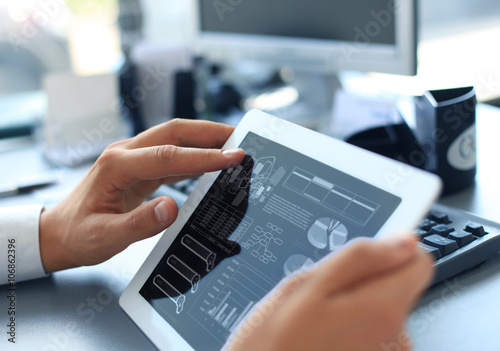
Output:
[242,68,341,130]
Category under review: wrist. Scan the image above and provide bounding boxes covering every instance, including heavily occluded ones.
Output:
[39,206,73,273]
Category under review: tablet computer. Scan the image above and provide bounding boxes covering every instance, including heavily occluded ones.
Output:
[120,109,442,351]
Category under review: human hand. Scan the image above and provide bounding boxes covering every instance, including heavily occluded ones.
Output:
[39,119,245,273]
[226,235,433,351]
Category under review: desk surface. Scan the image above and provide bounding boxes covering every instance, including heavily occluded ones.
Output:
[1,105,500,351]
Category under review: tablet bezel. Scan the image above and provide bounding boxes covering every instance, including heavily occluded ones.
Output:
[120,109,442,350]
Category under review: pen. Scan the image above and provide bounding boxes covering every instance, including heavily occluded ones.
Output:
[0,175,58,198]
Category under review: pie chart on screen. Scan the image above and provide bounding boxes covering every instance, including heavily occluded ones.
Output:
[283,254,315,276]
[307,217,348,251]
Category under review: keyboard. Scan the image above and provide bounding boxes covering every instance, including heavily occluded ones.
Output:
[154,180,500,286]
[417,203,500,285]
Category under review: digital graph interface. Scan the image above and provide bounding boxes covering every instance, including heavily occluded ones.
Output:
[140,133,401,351]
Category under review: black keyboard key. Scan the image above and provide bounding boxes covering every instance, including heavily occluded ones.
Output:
[419,219,438,231]
[414,229,431,241]
[429,224,455,237]
[464,222,488,237]
[447,230,474,248]
[429,212,451,224]
[423,234,459,256]
[418,242,442,261]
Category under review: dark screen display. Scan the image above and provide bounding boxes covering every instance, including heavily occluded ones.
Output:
[140,133,401,350]
[199,0,396,45]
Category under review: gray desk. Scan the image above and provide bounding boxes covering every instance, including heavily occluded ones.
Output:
[1,105,500,351]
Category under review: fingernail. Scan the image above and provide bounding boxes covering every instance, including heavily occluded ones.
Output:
[222,148,243,158]
[154,201,170,223]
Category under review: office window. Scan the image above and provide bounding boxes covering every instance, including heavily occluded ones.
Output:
[0,0,120,94]
[0,0,121,138]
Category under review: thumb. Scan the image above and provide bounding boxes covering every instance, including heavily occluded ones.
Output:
[311,234,419,294]
[112,196,179,245]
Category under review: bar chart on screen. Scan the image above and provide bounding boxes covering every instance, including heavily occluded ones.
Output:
[189,262,273,341]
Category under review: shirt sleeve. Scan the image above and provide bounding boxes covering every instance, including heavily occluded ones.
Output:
[0,205,49,285]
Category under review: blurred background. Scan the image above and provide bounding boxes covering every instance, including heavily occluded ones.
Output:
[1,0,499,91]
[1,0,500,141]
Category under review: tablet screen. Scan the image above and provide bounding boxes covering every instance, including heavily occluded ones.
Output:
[139,132,401,350]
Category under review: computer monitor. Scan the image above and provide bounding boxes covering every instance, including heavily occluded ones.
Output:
[189,0,417,125]
[191,0,416,75]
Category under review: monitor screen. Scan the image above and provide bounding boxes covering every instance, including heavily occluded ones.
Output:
[192,0,416,75]
[199,0,395,45]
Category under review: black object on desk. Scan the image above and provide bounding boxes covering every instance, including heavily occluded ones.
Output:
[346,120,424,168]
[417,203,500,285]
[415,87,477,195]
[173,71,196,120]
[119,59,146,135]
[347,87,477,195]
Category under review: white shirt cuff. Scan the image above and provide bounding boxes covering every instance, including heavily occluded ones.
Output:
[0,205,49,285]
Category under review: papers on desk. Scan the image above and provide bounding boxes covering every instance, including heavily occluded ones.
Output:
[326,90,403,140]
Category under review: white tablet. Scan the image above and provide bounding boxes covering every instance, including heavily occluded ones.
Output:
[120,109,442,351]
